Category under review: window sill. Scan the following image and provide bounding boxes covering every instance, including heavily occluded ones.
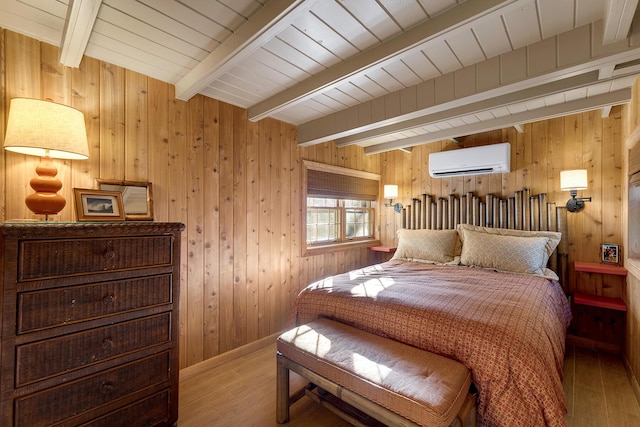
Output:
[304,239,381,257]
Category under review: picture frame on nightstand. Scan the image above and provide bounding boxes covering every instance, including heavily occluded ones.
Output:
[601,243,620,264]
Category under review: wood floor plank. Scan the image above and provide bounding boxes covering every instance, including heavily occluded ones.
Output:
[599,351,640,425]
[179,342,640,426]
[564,344,575,426]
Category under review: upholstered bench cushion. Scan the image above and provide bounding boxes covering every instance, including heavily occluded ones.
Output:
[277,318,472,427]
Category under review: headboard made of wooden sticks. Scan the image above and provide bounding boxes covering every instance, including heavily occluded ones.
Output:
[400,188,568,286]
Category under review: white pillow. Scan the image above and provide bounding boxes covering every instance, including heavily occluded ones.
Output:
[392,229,459,264]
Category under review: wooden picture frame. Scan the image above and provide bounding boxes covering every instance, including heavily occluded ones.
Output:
[74,188,125,222]
[96,179,154,221]
[601,243,620,264]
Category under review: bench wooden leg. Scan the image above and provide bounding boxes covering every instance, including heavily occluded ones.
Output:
[276,352,290,424]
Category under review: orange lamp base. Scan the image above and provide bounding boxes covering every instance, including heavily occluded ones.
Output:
[24,156,66,216]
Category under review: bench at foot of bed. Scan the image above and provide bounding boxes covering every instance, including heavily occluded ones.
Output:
[276,318,476,427]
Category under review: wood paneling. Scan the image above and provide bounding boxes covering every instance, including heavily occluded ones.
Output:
[379,111,624,297]
[2,29,635,380]
[0,29,380,369]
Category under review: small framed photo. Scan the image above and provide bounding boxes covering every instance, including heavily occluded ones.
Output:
[74,188,125,222]
[601,243,620,264]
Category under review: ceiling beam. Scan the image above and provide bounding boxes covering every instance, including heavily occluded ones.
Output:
[334,71,603,147]
[59,0,102,67]
[247,0,517,122]
[174,0,315,101]
[603,0,639,44]
[298,23,640,147]
[363,89,631,155]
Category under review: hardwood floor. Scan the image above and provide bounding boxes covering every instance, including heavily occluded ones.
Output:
[179,343,640,427]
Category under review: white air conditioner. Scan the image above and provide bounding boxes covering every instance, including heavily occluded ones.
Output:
[428,142,510,178]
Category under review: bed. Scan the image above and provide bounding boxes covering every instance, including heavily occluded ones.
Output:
[292,190,572,427]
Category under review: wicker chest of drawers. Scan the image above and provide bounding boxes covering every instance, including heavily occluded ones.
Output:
[0,222,184,427]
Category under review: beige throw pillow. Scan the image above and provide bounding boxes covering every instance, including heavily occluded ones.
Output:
[457,224,561,261]
[459,227,556,276]
[392,229,459,264]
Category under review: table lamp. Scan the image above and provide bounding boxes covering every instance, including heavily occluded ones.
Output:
[3,98,89,219]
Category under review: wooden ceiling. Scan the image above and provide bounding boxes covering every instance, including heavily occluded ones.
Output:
[1,0,639,153]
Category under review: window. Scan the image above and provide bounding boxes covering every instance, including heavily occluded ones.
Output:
[304,161,380,254]
[306,198,375,245]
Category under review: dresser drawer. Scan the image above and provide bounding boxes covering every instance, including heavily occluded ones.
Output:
[17,275,172,333]
[78,390,171,427]
[14,351,171,427]
[16,313,172,386]
[18,235,173,281]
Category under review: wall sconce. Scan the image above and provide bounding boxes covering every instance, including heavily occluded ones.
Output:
[383,185,403,213]
[560,169,592,212]
[3,98,89,219]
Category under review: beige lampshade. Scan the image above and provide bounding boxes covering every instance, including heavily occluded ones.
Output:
[383,184,398,199]
[3,98,89,159]
[560,169,588,191]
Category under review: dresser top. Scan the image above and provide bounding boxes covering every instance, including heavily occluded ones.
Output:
[0,222,185,238]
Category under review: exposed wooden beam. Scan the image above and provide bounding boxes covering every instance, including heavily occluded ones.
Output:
[174,0,315,101]
[363,90,631,155]
[333,71,602,147]
[601,105,613,117]
[603,0,639,44]
[247,0,517,122]
[59,0,102,67]
[298,22,640,147]
[513,124,525,133]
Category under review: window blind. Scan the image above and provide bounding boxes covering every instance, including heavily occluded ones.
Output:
[307,169,378,201]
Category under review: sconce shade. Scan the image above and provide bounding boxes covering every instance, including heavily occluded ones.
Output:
[4,98,89,159]
[560,169,588,191]
[3,98,89,217]
[383,185,398,199]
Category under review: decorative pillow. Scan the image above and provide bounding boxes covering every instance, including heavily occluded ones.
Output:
[457,224,561,262]
[458,224,561,277]
[459,229,550,275]
[392,229,459,264]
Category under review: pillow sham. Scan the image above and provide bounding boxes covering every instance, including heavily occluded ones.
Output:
[457,224,561,261]
[459,228,551,276]
[392,229,459,264]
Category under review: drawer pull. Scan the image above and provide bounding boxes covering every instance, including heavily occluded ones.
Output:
[102,295,115,305]
[100,382,115,395]
[101,338,113,350]
[103,250,116,261]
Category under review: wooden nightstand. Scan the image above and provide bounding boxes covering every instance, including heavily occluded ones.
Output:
[369,246,397,253]
[569,261,627,352]
[370,246,397,263]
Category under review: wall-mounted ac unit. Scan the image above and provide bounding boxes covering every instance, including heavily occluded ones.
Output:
[428,142,510,178]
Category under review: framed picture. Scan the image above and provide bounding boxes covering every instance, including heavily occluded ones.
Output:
[74,188,125,222]
[96,179,154,221]
[601,243,620,264]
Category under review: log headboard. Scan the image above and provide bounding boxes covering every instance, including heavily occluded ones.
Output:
[400,188,568,287]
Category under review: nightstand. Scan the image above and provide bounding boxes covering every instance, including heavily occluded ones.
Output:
[370,246,397,263]
[569,261,627,352]
[369,246,397,253]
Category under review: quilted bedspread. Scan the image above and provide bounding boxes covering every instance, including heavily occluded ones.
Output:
[292,260,571,427]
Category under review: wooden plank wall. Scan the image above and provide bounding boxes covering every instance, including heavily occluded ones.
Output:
[0,30,379,369]
[379,113,624,298]
[1,28,633,374]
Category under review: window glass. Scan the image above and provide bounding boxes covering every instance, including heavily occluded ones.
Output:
[306,198,374,245]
